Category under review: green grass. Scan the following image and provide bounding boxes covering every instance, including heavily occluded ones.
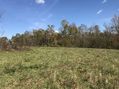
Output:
[0,47,119,89]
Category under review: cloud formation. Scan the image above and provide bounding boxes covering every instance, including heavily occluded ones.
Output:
[118,8,119,11]
[102,0,107,4]
[30,14,53,29]
[41,14,53,21]
[97,9,103,15]
[35,0,45,4]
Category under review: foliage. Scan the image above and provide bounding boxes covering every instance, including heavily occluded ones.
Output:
[10,15,119,49]
[0,15,119,50]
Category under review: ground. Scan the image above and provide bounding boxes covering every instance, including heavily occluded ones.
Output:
[0,47,119,89]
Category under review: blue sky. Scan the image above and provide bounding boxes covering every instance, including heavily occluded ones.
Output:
[0,0,119,38]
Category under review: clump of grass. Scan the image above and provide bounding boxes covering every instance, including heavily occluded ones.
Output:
[3,62,23,75]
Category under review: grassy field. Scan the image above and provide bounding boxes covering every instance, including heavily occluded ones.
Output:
[0,47,119,89]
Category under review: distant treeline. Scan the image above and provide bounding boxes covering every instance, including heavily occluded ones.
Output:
[0,15,119,50]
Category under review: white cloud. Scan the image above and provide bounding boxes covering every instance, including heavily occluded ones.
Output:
[41,14,53,21]
[35,0,45,4]
[55,30,59,33]
[97,9,103,15]
[29,22,46,29]
[30,14,53,29]
[103,17,112,22]
[102,0,107,4]
[118,8,119,11]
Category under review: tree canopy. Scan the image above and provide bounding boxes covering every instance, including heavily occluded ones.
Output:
[1,15,119,50]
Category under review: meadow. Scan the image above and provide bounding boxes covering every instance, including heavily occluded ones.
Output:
[0,47,119,89]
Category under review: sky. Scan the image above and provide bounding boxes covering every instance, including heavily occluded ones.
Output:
[0,0,119,38]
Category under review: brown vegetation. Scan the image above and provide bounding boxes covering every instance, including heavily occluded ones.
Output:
[0,15,119,50]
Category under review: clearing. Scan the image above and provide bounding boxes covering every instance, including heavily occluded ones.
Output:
[0,47,119,89]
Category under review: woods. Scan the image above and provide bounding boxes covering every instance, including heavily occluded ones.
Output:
[0,15,119,50]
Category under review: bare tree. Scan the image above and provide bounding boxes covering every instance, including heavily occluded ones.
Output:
[112,15,119,34]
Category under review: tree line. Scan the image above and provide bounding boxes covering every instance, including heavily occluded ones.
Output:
[0,15,119,50]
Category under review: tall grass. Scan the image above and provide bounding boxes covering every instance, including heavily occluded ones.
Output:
[0,47,119,89]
